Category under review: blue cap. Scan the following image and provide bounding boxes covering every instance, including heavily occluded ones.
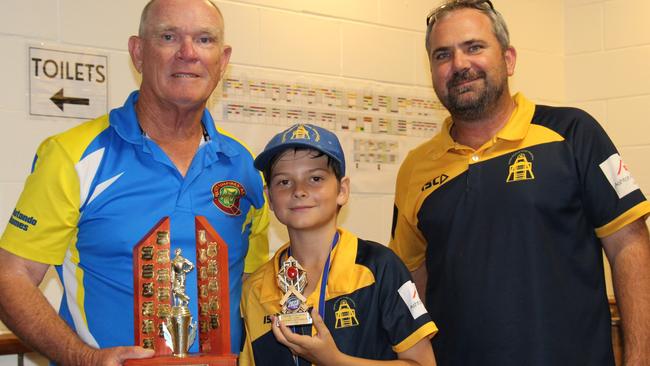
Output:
[254,124,345,175]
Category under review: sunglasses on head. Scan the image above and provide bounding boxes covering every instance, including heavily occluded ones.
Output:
[426,0,495,26]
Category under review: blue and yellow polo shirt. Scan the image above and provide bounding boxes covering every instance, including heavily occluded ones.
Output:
[0,91,269,354]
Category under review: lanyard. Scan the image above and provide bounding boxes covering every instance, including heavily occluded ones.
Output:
[317,231,339,321]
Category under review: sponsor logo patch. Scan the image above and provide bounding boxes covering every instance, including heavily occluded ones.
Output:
[8,209,38,231]
[506,150,535,183]
[212,180,246,216]
[599,153,639,199]
[333,297,359,329]
[398,281,427,319]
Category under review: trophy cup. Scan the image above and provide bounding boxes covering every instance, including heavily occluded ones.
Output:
[277,256,313,326]
[125,216,237,365]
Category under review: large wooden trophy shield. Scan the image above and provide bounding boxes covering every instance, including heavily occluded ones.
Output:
[124,216,236,365]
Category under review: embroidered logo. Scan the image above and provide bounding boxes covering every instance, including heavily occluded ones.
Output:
[334,297,359,329]
[506,150,535,182]
[398,280,427,319]
[282,124,320,143]
[212,181,246,216]
[599,153,639,199]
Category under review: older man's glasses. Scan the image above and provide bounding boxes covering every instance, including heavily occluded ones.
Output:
[426,0,495,26]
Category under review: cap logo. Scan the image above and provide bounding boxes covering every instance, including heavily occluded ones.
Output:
[282,124,320,143]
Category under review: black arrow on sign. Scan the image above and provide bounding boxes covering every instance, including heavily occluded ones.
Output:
[50,88,90,111]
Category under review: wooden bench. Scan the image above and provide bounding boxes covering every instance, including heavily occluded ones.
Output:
[610,298,623,366]
[0,333,32,366]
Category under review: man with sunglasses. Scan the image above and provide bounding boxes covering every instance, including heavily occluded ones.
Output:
[390,1,650,365]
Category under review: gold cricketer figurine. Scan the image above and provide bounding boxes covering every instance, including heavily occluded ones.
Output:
[164,248,198,357]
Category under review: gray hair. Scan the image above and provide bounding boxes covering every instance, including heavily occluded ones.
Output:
[138,0,225,41]
[425,0,510,56]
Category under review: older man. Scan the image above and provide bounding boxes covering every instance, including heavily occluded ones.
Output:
[0,0,268,364]
[390,0,650,365]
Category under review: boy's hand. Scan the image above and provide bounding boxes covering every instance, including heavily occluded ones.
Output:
[271,308,342,366]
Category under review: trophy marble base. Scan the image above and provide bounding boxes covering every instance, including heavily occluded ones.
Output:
[124,353,237,365]
[278,311,313,326]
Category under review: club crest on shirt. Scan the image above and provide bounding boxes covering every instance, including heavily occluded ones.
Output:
[333,297,359,329]
[212,180,246,216]
[506,150,535,183]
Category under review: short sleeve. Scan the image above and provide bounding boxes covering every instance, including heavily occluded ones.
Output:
[239,285,256,365]
[243,186,270,273]
[569,110,650,237]
[389,157,428,271]
[377,248,437,353]
[0,137,81,264]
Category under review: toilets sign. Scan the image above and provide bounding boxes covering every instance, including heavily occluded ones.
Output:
[29,46,108,119]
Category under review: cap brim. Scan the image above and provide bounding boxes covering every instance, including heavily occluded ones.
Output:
[254,142,344,173]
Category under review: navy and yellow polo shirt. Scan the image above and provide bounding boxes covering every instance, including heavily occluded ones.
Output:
[390,93,650,365]
[240,228,437,365]
[0,91,269,354]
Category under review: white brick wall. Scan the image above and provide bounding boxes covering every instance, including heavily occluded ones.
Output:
[566,0,650,298]
[565,0,650,208]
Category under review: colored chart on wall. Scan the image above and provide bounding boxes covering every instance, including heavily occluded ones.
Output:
[213,67,449,194]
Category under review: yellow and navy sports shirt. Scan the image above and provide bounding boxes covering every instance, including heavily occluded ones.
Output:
[390,93,650,366]
[240,228,437,365]
[0,91,269,354]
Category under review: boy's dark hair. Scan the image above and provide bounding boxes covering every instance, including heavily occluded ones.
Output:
[263,147,344,184]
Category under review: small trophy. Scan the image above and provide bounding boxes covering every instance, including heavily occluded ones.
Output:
[125,217,236,365]
[277,256,313,326]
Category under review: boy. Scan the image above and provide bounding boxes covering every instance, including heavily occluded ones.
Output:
[240,123,437,365]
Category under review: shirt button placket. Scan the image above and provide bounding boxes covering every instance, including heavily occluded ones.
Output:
[466,153,480,193]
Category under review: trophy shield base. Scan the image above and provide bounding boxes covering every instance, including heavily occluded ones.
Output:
[124,353,237,365]
[277,311,313,326]
[131,217,233,363]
